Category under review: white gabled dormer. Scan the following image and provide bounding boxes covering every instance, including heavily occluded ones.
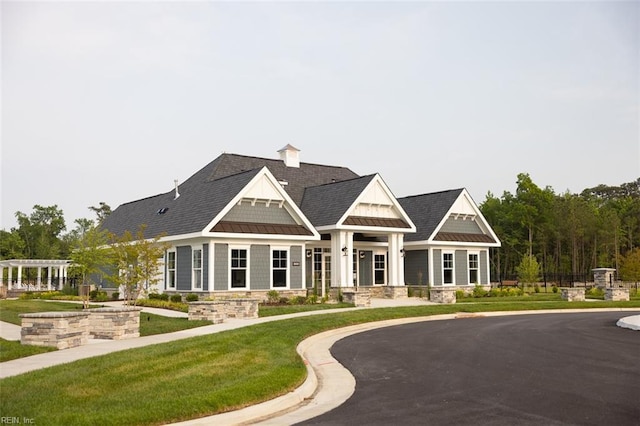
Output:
[278,144,300,168]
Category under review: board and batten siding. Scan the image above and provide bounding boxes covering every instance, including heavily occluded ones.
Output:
[202,244,209,291]
[433,249,442,286]
[222,203,297,225]
[440,217,484,234]
[214,243,228,291]
[291,246,303,289]
[250,245,270,290]
[176,246,192,291]
[480,250,488,285]
[455,250,467,285]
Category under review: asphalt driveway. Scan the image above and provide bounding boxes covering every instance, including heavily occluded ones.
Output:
[300,311,640,426]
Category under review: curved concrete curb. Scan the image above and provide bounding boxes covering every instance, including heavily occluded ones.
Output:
[616,314,640,330]
[171,308,640,425]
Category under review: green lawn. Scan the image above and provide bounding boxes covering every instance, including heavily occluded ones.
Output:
[1,300,638,426]
[0,300,94,325]
[0,338,57,362]
[259,302,355,317]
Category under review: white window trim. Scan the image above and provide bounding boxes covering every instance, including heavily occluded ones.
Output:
[229,245,250,290]
[192,246,203,291]
[442,251,455,286]
[270,246,290,290]
[166,250,176,289]
[373,251,387,286]
[468,251,479,286]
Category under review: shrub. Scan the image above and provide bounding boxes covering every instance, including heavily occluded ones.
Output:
[170,294,182,303]
[455,290,465,299]
[306,294,318,304]
[61,285,78,296]
[111,292,120,300]
[552,285,558,293]
[472,285,488,298]
[279,297,289,305]
[266,290,280,304]
[586,287,604,298]
[489,288,501,298]
[149,293,169,301]
[534,284,540,293]
[186,293,199,302]
[290,296,307,305]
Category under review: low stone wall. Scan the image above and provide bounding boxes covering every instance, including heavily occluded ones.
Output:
[20,311,89,349]
[341,289,371,307]
[430,287,456,304]
[224,298,260,319]
[88,307,142,340]
[561,288,585,302]
[605,288,629,301]
[188,301,228,323]
[365,286,408,299]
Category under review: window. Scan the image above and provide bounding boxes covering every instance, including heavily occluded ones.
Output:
[374,254,386,285]
[167,251,176,288]
[192,249,202,289]
[468,253,479,284]
[443,252,454,284]
[272,250,287,288]
[231,249,247,288]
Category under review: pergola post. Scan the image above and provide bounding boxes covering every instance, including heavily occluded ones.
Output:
[47,266,52,290]
[37,267,42,289]
[17,266,23,288]
[8,267,13,290]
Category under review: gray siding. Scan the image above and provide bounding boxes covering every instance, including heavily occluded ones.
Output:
[291,246,303,289]
[250,245,270,290]
[222,203,297,225]
[441,217,483,234]
[433,249,442,286]
[480,250,488,285]
[455,250,467,285]
[203,244,209,291]
[214,244,228,291]
[176,246,191,291]
[404,250,428,285]
[305,252,313,288]
[359,251,372,286]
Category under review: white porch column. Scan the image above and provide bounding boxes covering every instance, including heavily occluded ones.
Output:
[47,266,52,290]
[17,266,23,288]
[387,233,405,286]
[8,267,13,290]
[59,265,64,288]
[37,267,42,289]
[331,231,354,288]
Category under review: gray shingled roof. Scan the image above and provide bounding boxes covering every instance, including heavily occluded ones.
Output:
[101,153,359,238]
[398,189,464,242]
[101,168,262,238]
[300,175,377,227]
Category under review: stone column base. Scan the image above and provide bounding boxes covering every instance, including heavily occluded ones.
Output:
[605,288,629,301]
[430,287,456,304]
[20,311,89,349]
[561,288,585,302]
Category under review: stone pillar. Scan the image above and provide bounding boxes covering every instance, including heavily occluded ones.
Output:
[20,311,90,349]
[87,307,142,339]
[224,298,260,319]
[605,288,629,301]
[592,268,616,288]
[342,289,371,307]
[561,288,585,302]
[430,287,456,304]
[188,301,228,323]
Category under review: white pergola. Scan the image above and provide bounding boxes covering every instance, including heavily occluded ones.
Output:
[0,259,71,291]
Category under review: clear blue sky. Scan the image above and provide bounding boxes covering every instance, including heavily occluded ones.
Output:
[2,1,638,231]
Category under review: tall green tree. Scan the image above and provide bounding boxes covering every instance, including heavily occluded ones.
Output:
[14,205,67,259]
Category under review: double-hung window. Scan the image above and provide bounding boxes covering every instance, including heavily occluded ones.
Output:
[167,251,176,289]
[272,249,288,288]
[443,252,454,285]
[374,254,386,285]
[231,248,248,288]
[192,248,202,289]
[468,253,479,284]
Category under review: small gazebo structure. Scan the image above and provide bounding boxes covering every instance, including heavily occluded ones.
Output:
[0,259,71,291]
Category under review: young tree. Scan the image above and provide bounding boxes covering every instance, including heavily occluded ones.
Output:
[109,225,168,305]
[69,225,110,309]
[620,248,640,286]
[516,254,541,286]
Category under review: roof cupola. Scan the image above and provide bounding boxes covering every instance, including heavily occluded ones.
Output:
[278,144,300,168]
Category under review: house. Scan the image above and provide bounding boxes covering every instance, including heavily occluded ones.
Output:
[101,145,500,299]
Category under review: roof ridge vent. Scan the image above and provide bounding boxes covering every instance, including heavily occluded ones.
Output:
[278,144,300,168]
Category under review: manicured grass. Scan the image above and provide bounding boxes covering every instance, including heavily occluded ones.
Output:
[457,293,563,303]
[0,300,95,325]
[0,338,57,362]
[1,300,638,425]
[259,302,355,317]
[139,313,211,336]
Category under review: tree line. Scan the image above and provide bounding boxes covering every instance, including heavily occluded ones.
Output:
[480,174,640,283]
